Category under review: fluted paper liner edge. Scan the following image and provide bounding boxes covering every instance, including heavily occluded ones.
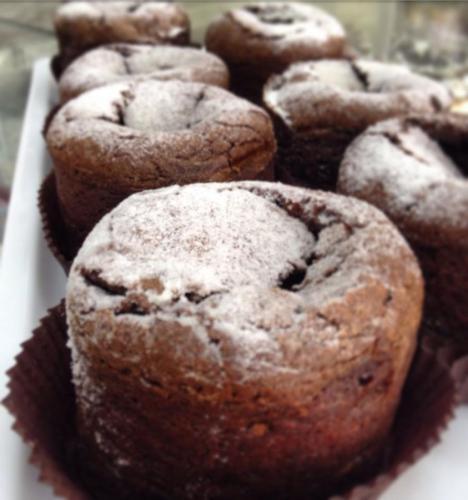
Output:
[38,173,75,274]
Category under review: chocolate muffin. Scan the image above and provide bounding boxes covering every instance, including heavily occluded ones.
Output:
[264,59,452,191]
[45,79,276,248]
[67,181,423,500]
[53,1,190,76]
[338,115,468,343]
[58,44,230,103]
[205,2,346,102]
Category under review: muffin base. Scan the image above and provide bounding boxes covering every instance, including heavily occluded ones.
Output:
[3,303,462,500]
[74,367,387,500]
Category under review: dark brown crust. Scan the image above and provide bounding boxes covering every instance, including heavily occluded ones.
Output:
[3,303,462,500]
[45,80,277,240]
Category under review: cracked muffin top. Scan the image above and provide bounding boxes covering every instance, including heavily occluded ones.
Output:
[338,116,468,247]
[67,182,422,390]
[205,2,346,72]
[46,79,276,187]
[264,59,452,131]
[58,44,229,103]
[54,2,189,50]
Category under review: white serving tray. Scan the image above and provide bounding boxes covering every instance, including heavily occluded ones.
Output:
[0,58,467,500]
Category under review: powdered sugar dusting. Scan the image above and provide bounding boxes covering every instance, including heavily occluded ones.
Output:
[233,2,345,42]
[57,1,101,19]
[126,45,223,76]
[124,80,241,132]
[51,79,262,140]
[338,118,468,243]
[301,59,365,91]
[57,1,181,20]
[58,44,228,102]
[62,81,129,123]
[264,59,452,130]
[70,185,314,301]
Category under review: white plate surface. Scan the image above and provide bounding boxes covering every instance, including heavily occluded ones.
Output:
[0,58,467,500]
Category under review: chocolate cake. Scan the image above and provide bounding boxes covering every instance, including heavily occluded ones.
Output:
[58,44,229,103]
[205,2,346,102]
[53,1,190,76]
[263,59,452,190]
[338,114,468,342]
[67,181,423,499]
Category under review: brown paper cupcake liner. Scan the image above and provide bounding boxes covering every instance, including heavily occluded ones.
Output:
[3,302,87,499]
[4,302,466,500]
[38,173,76,274]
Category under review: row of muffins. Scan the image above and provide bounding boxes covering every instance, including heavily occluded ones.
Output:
[46,3,466,340]
[52,1,348,93]
[47,2,453,241]
[40,1,467,499]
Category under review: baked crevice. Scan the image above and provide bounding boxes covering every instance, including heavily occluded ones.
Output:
[278,262,308,291]
[112,45,133,58]
[350,60,369,90]
[114,300,149,316]
[186,88,207,129]
[379,131,431,166]
[184,290,224,305]
[127,4,141,14]
[81,268,127,296]
[251,189,365,295]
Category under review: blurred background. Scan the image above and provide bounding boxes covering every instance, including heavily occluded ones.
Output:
[0,1,467,247]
